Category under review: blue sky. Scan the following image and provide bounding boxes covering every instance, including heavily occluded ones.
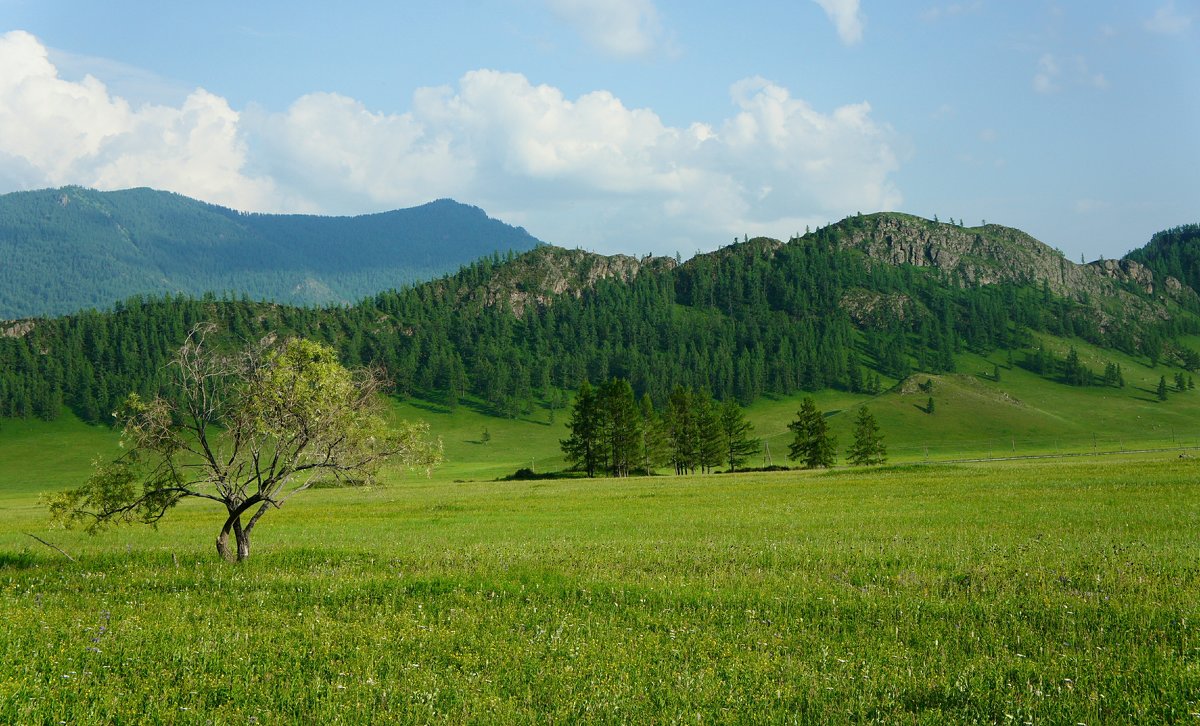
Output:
[0,1,1196,260]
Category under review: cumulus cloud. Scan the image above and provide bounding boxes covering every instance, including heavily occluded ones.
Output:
[252,71,901,247]
[547,0,665,58]
[1,30,904,254]
[1145,1,1193,35]
[0,30,278,210]
[812,0,865,45]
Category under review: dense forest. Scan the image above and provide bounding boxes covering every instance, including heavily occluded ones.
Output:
[4,220,1199,427]
[0,187,542,317]
[1125,224,1200,298]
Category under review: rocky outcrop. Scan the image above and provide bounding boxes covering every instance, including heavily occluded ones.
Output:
[826,213,1191,329]
[455,246,677,316]
[840,289,914,326]
[1086,257,1194,304]
[1,320,35,338]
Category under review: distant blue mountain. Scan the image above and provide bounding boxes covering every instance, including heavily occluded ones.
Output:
[0,186,543,317]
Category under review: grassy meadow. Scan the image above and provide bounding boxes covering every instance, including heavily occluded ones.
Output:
[3,451,1200,721]
[3,349,1200,722]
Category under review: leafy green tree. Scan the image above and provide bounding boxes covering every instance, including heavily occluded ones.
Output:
[561,380,603,477]
[846,406,887,466]
[787,397,837,469]
[47,325,440,562]
[718,399,760,472]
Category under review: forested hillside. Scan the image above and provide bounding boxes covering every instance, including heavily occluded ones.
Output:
[3,214,1198,427]
[1125,224,1200,299]
[0,187,542,317]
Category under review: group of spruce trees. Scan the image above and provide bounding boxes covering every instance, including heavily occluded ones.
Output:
[559,379,761,477]
[559,380,887,477]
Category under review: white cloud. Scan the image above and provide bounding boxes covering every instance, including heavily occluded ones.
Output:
[1145,1,1193,35]
[547,0,664,58]
[0,31,904,255]
[253,71,901,247]
[1033,53,1060,94]
[812,0,865,45]
[1032,53,1107,95]
[0,30,277,210]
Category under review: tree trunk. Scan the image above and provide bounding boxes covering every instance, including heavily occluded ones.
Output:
[216,525,234,561]
[215,516,253,562]
[215,496,264,562]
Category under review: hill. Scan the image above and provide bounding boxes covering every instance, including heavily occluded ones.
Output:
[0,187,543,317]
[2,212,1200,459]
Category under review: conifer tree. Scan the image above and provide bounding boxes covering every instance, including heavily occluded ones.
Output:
[1157,376,1169,402]
[638,392,670,474]
[599,378,641,477]
[718,398,761,472]
[846,406,887,466]
[695,389,724,474]
[561,380,602,477]
[787,397,837,469]
[666,386,700,474]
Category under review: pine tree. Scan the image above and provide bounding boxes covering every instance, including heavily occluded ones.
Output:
[599,378,641,477]
[846,406,887,466]
[1157,376,1169,402]
[787,397,837,469]
[695,389,724,474]
[638,393,670,474]
[718,399,761,472]
[666,386,700,475]
[561,380,603,477]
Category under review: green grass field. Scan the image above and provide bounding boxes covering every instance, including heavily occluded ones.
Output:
[4,343,1200,722]
[2,456,1199,722]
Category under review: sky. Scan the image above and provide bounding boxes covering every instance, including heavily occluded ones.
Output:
[0,0,1196,261]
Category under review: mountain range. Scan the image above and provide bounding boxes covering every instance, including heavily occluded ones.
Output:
[0,187,543,318]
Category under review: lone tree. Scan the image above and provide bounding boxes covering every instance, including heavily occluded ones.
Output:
[48,325,441,562]
[787,397,837,469]
[846,406,887,466]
